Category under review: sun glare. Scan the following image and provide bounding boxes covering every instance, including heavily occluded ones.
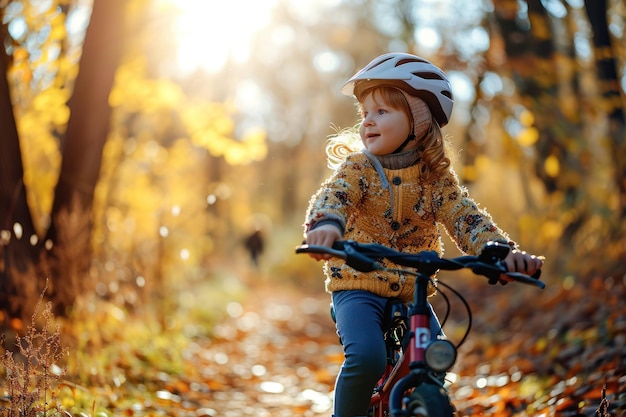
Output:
[168,0,278,73]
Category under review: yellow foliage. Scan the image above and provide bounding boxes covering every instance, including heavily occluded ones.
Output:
[517,127,539,147]
[475,154,490,172]
[461,155,490,183]
[56,56,80,85]
[32,88,71,126]
[544,154,560,178]
[463,164,478,182]
[110,57,185,113]
[108,57,267,165]
[528,14,551,40]
[214,114,236,136]
[181,102,267,165]
[242,127,268,159]
[540,220,563,242]
[50,13,67,40]
[14,87,73,229]
[181,102,234,135]
[12,46,29,62]
[519,109,535,127]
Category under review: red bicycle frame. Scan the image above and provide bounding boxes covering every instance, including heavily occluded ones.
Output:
[369,273,440,417]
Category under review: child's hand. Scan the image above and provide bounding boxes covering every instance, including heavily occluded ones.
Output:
[304,224,342,261]
[502,249,544,281]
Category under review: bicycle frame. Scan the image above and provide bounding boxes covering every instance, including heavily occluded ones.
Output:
[295,240,543,417]
[370,269,452,417]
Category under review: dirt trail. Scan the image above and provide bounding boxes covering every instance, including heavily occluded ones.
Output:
[182,284,341,417]
[177,275,625,417]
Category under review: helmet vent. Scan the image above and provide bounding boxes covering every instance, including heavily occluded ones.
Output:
[369,56,394,70]
[441,90,453,100]
[413,71,444,81]
[397,58,429,67]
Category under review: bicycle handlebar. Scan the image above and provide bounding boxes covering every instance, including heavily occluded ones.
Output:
[295,240,545,289]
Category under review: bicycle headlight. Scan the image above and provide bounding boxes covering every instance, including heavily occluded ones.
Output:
[424,340,457,372]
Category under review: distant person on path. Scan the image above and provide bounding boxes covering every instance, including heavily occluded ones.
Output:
[244,227,264,268]
[302,52,544,417]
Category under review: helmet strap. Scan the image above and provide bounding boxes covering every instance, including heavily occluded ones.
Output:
[393,133,416,154]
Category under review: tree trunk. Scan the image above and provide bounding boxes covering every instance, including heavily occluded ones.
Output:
[45,0,126,314]
[0,22,42,321]
[584,0,626,218]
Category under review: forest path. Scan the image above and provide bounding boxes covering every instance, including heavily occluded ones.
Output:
[176,269,625,417]
[181,283,340,417]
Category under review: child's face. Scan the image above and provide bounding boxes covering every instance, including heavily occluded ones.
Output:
[358,90,413,156]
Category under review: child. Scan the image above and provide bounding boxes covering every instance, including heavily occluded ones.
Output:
[303,52,543,417]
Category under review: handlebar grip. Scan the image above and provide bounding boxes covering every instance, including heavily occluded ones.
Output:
[473,261,545,289]
[295,242,383,272]
[295,244,346,259]
[506,271,545,288]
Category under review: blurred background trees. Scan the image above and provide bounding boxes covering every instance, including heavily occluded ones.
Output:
[0,0,624,322]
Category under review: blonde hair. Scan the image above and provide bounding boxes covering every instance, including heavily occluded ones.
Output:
[326,85,451,176]
[418,121,451,178]
[325,124,363,170]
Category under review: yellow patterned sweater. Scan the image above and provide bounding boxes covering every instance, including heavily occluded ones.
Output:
[304,150,514,303]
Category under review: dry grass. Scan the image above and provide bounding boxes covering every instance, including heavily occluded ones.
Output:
[1,284,68,417]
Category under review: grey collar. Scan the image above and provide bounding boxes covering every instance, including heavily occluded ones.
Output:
[363,147,421,190]
[375,148,421,170]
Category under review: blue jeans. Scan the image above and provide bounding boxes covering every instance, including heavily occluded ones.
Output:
[331,290,442,417]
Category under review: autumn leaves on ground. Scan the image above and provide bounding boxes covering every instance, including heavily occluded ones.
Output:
[1,258,625,417]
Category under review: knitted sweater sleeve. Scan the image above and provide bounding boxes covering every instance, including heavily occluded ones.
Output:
[303,153,366,235]
[433,168,514,255]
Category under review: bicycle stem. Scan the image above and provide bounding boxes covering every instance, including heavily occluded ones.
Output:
[387,271,439,416]
[409,273,432,363]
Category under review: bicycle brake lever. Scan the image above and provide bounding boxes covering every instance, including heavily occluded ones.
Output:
[481,264,545,289]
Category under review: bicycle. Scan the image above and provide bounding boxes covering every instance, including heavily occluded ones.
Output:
[295,240,544,417]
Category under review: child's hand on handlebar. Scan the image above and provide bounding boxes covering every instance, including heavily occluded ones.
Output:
[502,250,544,281]
[304,224,343,261]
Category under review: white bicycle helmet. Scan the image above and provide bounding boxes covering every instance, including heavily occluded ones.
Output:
[341,52,454,127]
